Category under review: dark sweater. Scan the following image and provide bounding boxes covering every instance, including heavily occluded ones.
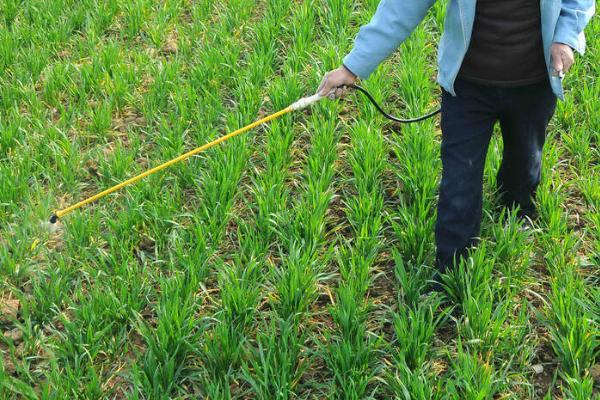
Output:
[458,0,547,87]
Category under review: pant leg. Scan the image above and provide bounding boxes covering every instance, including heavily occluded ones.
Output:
[496,80,557,218]
[436,79,499,271]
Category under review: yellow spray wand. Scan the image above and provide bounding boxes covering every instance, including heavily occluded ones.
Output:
[49,93,325,224]
[49,84,441,224]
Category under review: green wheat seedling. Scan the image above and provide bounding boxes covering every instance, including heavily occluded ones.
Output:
[323,286,381,399]
[440,246,495,306]
[487,208,533,292]
[192,2,329,395]
[272,245,320,321]
[132,277,200,398]
[391,298,445,370]
[384,361,442,400]
[562,375,596,400]
[277,110,339,251]
[534,64,599,395]
[393,251,431,308]
[384,33,442,400]
[322,61,391,400]
[445,346,500,400]
[241,318,309,399]
[458,286,510,353]
[546,272,598,380]
[123,0,149,40]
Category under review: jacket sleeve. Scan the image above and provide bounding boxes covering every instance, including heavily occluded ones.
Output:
[343,0,437,79]
[553,0,595,54]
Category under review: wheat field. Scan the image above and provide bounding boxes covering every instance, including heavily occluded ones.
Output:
[1,0,598,398]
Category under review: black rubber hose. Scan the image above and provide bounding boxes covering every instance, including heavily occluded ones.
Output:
[345,84,441,123]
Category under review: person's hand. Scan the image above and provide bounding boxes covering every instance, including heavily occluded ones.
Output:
[551,43,575,77]
[317,65,357,99]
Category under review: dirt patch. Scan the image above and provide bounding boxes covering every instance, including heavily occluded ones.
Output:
[56,48,71,59]
[531,340,559,398]
[161,34,179,55]
[105,374,130,399]
[1,353,16,375]
[324,184,352,242]
[366,258,397,340]
[112,107,146,134]
[0,298,20,322]
[3,328,23,344]
[591,363,600,389]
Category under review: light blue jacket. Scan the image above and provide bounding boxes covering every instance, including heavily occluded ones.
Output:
[343,0,595,100]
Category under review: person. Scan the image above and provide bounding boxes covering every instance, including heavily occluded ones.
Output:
[318,0,595,276]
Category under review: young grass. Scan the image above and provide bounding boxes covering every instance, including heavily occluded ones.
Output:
[385,361,441,400]
[0,1,598,398]
[392,298,445,370]
[323,286,380,399]
[132,276,199,398]
[241,318,309,399]
[322,41,390,398]
[445,346,499,399]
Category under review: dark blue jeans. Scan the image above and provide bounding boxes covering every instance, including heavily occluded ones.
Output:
[435,78,557,270]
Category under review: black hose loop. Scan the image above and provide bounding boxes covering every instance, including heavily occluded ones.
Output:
[345,84,440,124]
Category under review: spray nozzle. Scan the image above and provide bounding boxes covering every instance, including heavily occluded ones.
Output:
[49,214,58,224]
